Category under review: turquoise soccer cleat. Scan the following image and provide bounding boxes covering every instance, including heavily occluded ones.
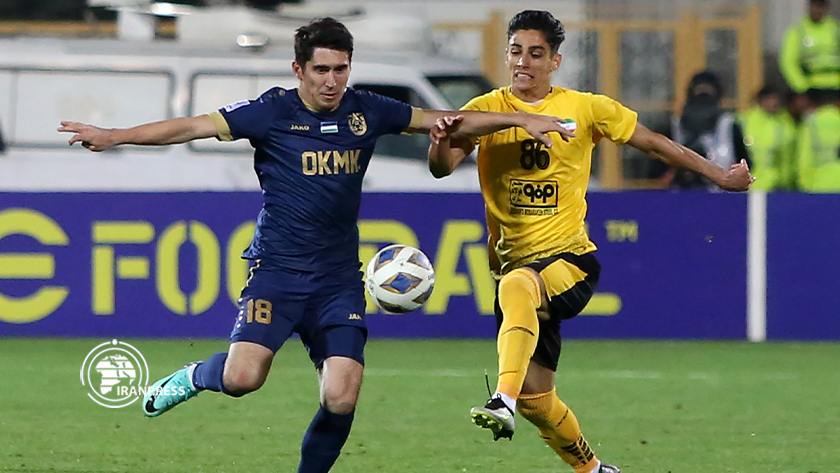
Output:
[142,363,200,417]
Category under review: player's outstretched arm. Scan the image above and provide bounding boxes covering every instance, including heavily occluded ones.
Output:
[412,110,575,148]
[626,123,755,192]
[427,115,475,178]
[57,115,218,152]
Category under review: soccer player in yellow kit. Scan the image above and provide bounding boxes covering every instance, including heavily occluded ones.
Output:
[427,10,754,473]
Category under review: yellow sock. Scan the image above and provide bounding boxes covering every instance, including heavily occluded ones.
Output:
[518,388,600,473]
[495,269,541,398]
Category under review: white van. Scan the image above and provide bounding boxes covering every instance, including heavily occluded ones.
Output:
[0,37,491,192]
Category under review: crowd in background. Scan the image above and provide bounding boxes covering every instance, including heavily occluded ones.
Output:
[666,0,839,193]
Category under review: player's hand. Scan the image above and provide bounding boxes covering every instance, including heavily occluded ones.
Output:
[717,159,755,192]
[429,114,464,144]
[57,121,117,152]
[519,112,576,148]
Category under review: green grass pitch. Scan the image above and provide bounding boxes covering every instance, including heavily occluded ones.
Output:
[1,338,838,473]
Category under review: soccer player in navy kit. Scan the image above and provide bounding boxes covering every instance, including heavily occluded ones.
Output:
[58,17,574,473]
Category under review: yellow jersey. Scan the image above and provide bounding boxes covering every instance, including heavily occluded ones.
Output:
[462,86,638,274]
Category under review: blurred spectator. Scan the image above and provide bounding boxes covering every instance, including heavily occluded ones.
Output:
[0,120,5,154]
[779,0,840,109]
[738,87,797,191]
[784,90,810,125]
[666,71,749,190]
[796,92,840,192]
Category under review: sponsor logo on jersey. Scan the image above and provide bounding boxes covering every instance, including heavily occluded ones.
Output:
[291,124,310,131]
[348,112,367,136]
[301,149,362,175]
[223,100,250,112]
[509,179,559,215]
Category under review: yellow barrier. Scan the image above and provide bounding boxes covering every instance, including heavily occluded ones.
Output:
[0,20,176,37]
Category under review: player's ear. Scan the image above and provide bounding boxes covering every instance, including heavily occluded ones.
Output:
[292,61,303,79]
[552,54,562,71]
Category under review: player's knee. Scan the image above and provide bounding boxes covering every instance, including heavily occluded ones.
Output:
[322,385,359,414]
[319,355,363,414]
[321,373,361,414]
[222,365,267,396]
[499,268,543,309]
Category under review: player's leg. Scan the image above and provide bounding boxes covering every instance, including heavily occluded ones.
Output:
[297,282,367,473]
[221,340,276,395]
[519,362,619,473]
[143,340,276,416]
[470,266,547,440]
[515,254,618,473]
[297,330,366,473]
[143,262,303,417]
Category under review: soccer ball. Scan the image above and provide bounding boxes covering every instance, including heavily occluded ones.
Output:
[365,244,435,314]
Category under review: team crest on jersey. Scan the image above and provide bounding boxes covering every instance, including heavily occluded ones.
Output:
[348,112,367,136]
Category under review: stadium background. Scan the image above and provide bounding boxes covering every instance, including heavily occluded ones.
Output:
[1,3,839,473]
[1,0,837,341]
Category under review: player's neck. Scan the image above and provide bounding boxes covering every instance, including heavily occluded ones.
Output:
[298,89,340,113]
[511,85,552,104]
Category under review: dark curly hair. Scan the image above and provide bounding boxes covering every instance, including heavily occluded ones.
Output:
[294,17,354,66]
[507,10,566,54]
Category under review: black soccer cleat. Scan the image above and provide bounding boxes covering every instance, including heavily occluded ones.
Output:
[470,396,515,441]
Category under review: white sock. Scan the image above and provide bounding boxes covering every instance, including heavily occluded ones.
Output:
[187,363,200,391]
[494,392,516,413]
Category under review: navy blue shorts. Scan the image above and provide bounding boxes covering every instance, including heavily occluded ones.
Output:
[230,261,368,367]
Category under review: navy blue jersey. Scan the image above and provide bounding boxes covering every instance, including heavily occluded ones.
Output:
[213,87,415,278]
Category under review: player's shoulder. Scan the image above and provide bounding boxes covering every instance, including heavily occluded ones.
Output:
[346,87,384,102]
[220,87,293,118]
[552,87,606,104]
[345,87,408,110]
[346,87,375,100]
[461,87,507,111]
[249,86,300,118]
[255,86,295,106]
[556,88,631,113]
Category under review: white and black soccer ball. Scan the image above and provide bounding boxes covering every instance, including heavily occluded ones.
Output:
[365,244,435,314]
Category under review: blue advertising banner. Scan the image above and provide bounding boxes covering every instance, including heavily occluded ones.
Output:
[0,192,748,339]
[766,193,840,340]
[580,192,748,339]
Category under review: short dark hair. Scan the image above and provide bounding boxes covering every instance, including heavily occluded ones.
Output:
[294,17,354,66]
[687,70,723,102]
[507,10,566,54]
[810,0,828,6]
